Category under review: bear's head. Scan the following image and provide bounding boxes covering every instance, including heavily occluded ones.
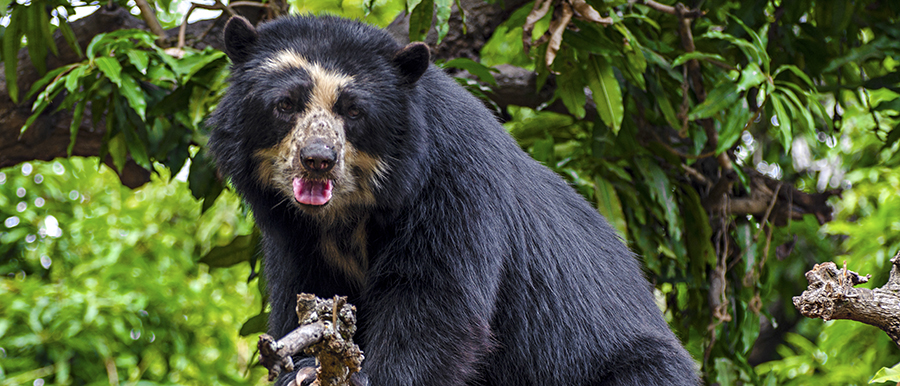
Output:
[212,16,430,224]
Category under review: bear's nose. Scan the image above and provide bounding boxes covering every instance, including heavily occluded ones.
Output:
[300,143,337,172]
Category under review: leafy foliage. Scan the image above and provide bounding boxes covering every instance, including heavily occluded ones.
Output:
[19,21,230,208]
[482,0,900,383]
[0,158,262,385]
[1,0,80,103]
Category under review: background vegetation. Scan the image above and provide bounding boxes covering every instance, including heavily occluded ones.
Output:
[1,0,899,385]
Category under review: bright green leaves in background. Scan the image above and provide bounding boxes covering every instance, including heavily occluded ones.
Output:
[0,159,262,385]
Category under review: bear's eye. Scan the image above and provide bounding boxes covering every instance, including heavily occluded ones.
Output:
[276,98,294,114]
[345,105,362,120]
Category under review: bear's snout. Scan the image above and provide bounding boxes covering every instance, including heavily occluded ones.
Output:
[299,141,337,173]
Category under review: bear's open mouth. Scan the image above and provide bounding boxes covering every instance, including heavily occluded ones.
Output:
[293,177,334,206]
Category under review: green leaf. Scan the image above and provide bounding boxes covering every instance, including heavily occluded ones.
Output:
[68,102,86,156]
[64,65,87,93]
[875,98,900,113]
[643,48,682,82]
[434,0,452,43]
[406,0,423,13]
[736,62,767,92]
[408,0,433,42]
[0,0,11,17]
[454,0,467,33]
[20,98,49,135]
[114,97,150,169]
[532,137,554,164]
[773,64,814,88]
[25,65,70,99]
[672,51,728,67]
[871,363,900,383]
[24,5,48,75]
[126,50,150,75]
[200,232,260,268]
[689,81,739,121]
[716,102,751,155]
[119,73,146,120]
[681,183,714,267]
[613,23,646,89]
[727,14,770,71]
[171,49,226,82]
[442,58,498,87]
[586,56,624,134]
[636,157,681,242]
[3,10,22,103]
[623,12,660,30]
[505,108,574,141]
[21,75,67,134]
[58,19,83,58]
[769,93,792,151]
[107,133,128,173]
[594,176,627,238]
[85,32,107,58]
[147,63,178,83]
[884,125,900,149]
[701,30,763,67]
[555,64,587,119]
[863,71,900,90]
[649,75,680,130]
[822,36,900,73]
[777,86,814,135]
[239,312,269,336]
[810,95,832,132]
[94,57,123,86]
[103,29,156,47]
[565,20,620,56]
[189,149,225,210]
[38,3,56,57]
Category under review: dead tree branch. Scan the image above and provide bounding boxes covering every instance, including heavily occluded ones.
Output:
[794,253,900,347]
[258,294,363,386]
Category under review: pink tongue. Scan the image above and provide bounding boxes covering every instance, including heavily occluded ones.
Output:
[293,178,333,206]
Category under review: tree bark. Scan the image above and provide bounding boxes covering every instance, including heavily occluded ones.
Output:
[793,254,900,347]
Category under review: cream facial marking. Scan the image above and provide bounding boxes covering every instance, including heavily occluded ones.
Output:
[262,50,353,110]
[251,124,388,225]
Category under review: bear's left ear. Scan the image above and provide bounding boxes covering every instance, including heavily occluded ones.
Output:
[393,43,430,85]
[223,16,259,64]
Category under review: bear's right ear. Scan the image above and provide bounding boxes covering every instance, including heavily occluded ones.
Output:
[393,43,430,85]
[223,16,259,64]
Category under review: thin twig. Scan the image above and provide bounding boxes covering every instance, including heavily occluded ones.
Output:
[754,182,782,241]
[682,163,710,186]
[635,0,704,18]
[134,0,167,42]
[178,1,269,49]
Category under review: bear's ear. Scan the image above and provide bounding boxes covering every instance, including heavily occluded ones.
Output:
[223,16,259,64]
[392,43,430,85]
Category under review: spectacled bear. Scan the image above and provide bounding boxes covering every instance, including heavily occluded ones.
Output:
[209,15,698,386]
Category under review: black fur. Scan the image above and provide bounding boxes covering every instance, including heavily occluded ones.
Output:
[223,16,259,65]
[209,15,698,386]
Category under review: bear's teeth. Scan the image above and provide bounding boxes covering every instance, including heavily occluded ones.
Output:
[292,178,334,206]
